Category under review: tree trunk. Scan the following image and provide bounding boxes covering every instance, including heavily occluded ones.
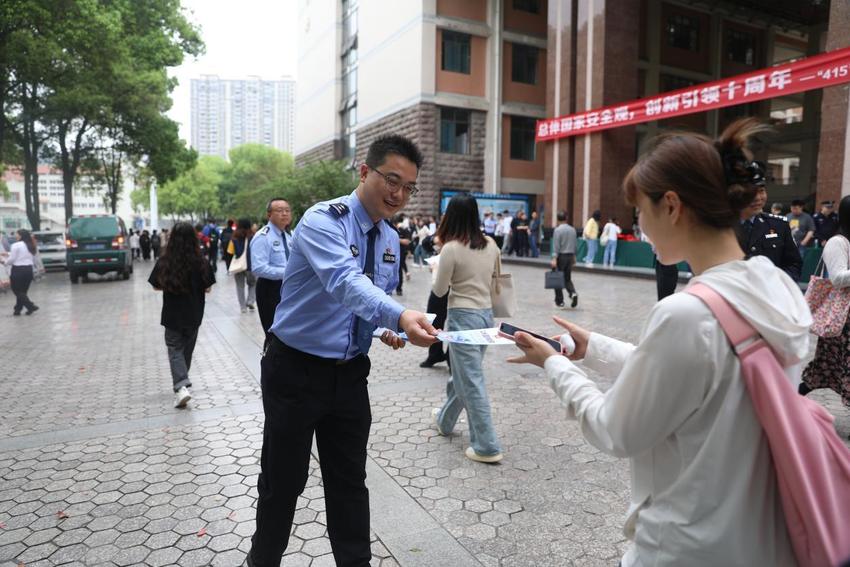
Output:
[21,86,41,231]
[59,118,89,224]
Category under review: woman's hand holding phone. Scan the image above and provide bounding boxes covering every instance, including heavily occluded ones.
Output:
[552,316,589,360]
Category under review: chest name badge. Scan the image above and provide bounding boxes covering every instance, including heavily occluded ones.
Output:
[350,245,359,257]
[765,233,779,239]
[383,249,396,263]
[272,240,280,247]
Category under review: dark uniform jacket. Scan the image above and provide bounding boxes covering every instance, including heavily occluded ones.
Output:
[737,212,802,282]
[813,212,839,246]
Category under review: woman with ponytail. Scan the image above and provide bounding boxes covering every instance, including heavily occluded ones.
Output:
[508,119,808,566]
[1,229,39,315]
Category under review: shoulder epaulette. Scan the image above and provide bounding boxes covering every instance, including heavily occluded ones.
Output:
[258,225,271,235]
[767,213,788,222]
[328,203,350,218]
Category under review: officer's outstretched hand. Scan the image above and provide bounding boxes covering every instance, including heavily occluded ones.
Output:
[399,310,439,347]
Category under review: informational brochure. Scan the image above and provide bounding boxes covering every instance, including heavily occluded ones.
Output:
[436,328,515,346]
[373,313,437,341]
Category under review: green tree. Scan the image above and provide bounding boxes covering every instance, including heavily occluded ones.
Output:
[223,144,293,217]
[285,160,357,223]
[157,156,223,222]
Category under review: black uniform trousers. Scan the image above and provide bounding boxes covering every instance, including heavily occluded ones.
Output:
[251,336,372,567]
[425,290,449,362]
[256,277,282,337]
[553,253,577,305]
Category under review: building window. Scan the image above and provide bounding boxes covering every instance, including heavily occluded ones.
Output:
[513,0,540,13]
[666,14,699,51]
[660,74,696,91]
[726,28,755,66]
[440,108,470,154]
[511,44,538,85]
[509,116,536,161]
[442,31,471,74]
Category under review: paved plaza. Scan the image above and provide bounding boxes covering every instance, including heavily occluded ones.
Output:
[1,259,848,567]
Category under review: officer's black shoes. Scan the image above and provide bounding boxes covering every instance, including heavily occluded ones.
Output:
[555,301,565,309]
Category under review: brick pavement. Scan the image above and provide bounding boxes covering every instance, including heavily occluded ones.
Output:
[0,258,847,566]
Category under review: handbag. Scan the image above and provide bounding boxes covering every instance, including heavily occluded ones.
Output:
[228,250,248,275]
[545,268,564,289]
[490,254,516,318]
[805,253,850,338]
[687,283,850,567]
[600,230,609,247]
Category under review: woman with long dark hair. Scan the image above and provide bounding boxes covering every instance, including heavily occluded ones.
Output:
[800,194,850,405]
[431,194,503,463]
[1,229,39,315]
[226,218,256,313]
[508,119,809,565]
[149,222,216,408]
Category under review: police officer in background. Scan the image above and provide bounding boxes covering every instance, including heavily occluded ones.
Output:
[813,200,840,246]
[250,198,292,341]
[736,164,802,282]
[247,134,438,567]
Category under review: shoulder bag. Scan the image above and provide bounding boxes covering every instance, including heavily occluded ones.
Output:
[490,254,516,317]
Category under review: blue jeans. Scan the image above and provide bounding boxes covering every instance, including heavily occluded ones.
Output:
[529,233,539,257]
[435,307,501,456]
[584,239,598,263]
[414,244,429,266]
[603,239,618,266]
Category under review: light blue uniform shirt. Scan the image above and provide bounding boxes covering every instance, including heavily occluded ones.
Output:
[250,222,290,280]
[271,190,403,360]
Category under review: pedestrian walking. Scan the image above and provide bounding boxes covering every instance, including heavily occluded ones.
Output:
[1,229,39,316]
[220,219,235,270]
[151,229,162,259]
[601,217,621,267]
[582,210,601,263]
[800,195,850,405]
[421,237,450,368]
[550,211,578,308]
[227,219,256,314]
[508,118,809,567]
[500,210,513,255]
[413,219,431,267]
[129,230,141,261]
[493,213,506,250]
[160,228,169,249]
[246,134,437,567]
[431,193,503,463]
[394,213,412,295]
[148,222,216,409]
[250,198,292,341]
[139,229,152,261]
[529,210,542,257]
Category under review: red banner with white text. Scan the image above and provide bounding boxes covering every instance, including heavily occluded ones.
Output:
[536,46,850,142]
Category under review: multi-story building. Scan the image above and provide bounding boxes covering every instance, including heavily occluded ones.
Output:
[296,0,549,215]
[191,75,297,159]
[0,167,135,232]
[297,0,850,226]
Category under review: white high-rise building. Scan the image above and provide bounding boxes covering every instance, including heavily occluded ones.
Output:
[190,75,297,159]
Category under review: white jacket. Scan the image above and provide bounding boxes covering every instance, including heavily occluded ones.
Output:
[544,257,810,567]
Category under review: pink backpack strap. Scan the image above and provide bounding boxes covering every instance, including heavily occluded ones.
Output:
[686,283,761,354]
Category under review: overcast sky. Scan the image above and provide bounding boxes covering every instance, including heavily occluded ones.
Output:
[167,0,299,143]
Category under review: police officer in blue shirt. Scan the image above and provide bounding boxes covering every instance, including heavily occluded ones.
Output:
[250,198,292,340]
[247,135,438,567]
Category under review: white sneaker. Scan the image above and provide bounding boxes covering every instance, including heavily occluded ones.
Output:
[431,408,446,436]
[465,447,503,463]
[174,386,191,408]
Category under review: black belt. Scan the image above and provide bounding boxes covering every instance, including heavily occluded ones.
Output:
[276,336,362,366]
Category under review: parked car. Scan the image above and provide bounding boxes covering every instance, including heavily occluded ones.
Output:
[66,214,132,283]
[32,231,67,270]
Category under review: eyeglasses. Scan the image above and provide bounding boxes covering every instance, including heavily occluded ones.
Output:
[367,165,419,196]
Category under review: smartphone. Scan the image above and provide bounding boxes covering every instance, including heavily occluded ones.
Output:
[498,322,562,351]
